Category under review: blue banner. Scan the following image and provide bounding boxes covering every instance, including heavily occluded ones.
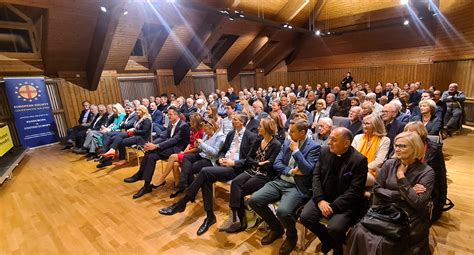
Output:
[4,77,58,147]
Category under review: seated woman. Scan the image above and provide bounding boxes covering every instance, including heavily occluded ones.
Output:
[82,103,126,157]
[347,132,434,254]
[155,113,205,193]
[412,99,442,135]
[361,101,374,118]
[269,112,286,144]
[271,99,288,127]
[100,105,152,166]
[218,118,281,233]
[352,114,390,186]
[204,104,222,130]
[404,121,448,222]
[310,99,328,132]
[170,119,225,197]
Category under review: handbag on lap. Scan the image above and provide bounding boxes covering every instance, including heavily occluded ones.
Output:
[360,204,410,240]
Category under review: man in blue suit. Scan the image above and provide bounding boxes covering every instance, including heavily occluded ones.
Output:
[149,102,164,136]
[249,119,321,255]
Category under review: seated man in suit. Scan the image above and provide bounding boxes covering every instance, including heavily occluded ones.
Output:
[62,100,94,149]
[159,113,258,236]
[149,102,164,137]
[313,117,333,146]
[300,127,368,255]
[341,106,363,135]
[123,106,190,199]
[381,102,406,155]
[72,104,108,155]
[249,119,321,255]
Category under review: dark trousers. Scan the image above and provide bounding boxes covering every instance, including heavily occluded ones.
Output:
[102,131,124,151]
[248,178,307,239]
[229,172,268,219]
[444,107,462,131]
[66,125,87,143]
[115,136,147,160]
[75,130,88,148]
[179,153,213,188]
[134,148,173,182]
[185,166,238,212]
[300,199,353,254]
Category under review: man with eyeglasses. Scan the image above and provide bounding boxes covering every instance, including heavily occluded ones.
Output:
[286,98,313,129]
[341,106,363,135]
[381,103,406,155]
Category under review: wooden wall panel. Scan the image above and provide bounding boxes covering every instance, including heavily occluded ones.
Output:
[263,71,288,88]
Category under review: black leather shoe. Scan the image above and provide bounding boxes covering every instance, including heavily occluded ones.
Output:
[197,217,216,236]
[159,202,186,216]
[225,220,247,233]
[279,237,297,255]
[151,181,166,189]
[61,144,73,150]
[96,159,112,168]
[123,175,140,183]
[261,230,284,245]
[169,187,185,198]
[132,185,152,199]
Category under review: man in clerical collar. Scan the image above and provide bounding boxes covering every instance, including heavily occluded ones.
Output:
[300,127,368,255]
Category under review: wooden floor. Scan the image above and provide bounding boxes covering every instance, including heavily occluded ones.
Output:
[1,128,473,255]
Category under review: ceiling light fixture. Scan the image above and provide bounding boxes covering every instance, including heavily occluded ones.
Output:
[401,0,409,5]
[315,30,321,36]
[100,6,107,12]
[403,19,410,25]
[123,11,128,15]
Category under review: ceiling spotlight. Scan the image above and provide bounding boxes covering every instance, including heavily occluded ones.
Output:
[123,11,128,15]
[229,17,234,21]
[315,30,321,36]
[166,0,176,2]
[288,25,293,29]
[327,31,331,35]
[401,0,409,5]
[403,19,410,25]
[239,12,245,18]
[283,24,288,28]
[432,12,438,16]
[100,6,107,12]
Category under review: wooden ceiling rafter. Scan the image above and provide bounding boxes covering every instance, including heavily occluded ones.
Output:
[86,0,127,90]
[147,25,172,71]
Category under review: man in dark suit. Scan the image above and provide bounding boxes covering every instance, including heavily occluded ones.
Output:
[62,100,93,149]
[383,82,394,102]
[341,106,363,135]
[123,106,190,199]
[331,90,351,117]
[159,112,258,236]
[73,104,108,154]
[382,103,406,155]
[300,127,368,255]
[249,119,321,255]
[149,102,164,136]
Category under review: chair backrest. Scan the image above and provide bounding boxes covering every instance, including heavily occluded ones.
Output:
[427,135,440,144]
[332,116,349,127]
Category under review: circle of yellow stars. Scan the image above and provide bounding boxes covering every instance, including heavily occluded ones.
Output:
[14,81,42,102]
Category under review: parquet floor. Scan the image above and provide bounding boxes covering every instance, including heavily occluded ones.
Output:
[0,128,473,254]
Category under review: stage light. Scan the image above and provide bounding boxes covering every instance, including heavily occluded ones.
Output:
[288,25,293,29]
[123,11,128,15]
[239,12,245,18]
[327,31,331,34]
[315,30,321,36]
[229,17,234,21]
[401,0,409,5]
[283,24,288,28]
[100,6,107,12]
[403,19,410,25]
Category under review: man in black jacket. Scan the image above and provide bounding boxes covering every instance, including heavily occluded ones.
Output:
[159,112,258,236]
[382,103,406,155]
[62,100,93,149]
[123,106,190,199]
[300,127,368,255]
[73,104,108,154]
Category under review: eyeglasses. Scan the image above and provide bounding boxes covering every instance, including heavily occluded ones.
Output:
[394,144,408,149]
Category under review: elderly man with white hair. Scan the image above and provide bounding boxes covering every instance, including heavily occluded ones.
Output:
[313,117,333,146]
[365,93,383,115]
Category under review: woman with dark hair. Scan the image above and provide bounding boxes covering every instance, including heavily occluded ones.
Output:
[154,113,205,189]
[218,117,281,233]
[347,132,434,254]
[269,112,286,144]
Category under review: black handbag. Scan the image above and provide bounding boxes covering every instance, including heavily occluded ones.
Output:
[360,204,410,240]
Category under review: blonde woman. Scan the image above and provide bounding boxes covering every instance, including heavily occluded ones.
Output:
[347,132,434,254]
[101,105,152,166]
[352,114,390,186]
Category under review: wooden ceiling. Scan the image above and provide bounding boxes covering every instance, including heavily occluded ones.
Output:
[1,0,442,89]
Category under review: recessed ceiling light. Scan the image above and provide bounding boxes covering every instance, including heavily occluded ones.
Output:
[403,19,410,25]
[100,6,107,12]
[315,30,321,36]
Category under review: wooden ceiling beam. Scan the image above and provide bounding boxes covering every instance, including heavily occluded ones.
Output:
[276,0,310,22]
[260,36,297,75]
[173,15,226,84]
[86,0,126,90]
[148,26,171,71]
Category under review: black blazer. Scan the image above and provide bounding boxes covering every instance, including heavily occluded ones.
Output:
[120,112,138,130]
[246,118,260,134]
[217,129,258,172]
[154,120,190,153]
[133,118,152,140]
[312,146,368,215]
[244,137,281,178]
[90,114,108,131]
[386,118,406,155]
[341,119,363,135]
[78,109,94,125]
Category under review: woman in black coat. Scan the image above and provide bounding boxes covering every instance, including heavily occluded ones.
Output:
[404,121,448,222]
[218,117,282,233]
